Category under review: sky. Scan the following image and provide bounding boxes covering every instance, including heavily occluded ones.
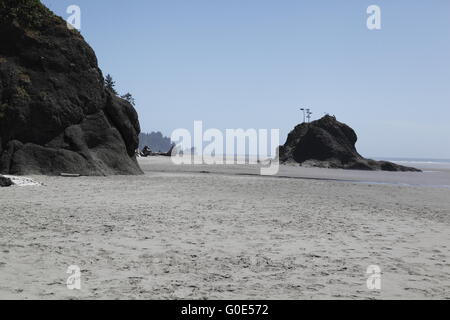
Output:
[41,0,450,159]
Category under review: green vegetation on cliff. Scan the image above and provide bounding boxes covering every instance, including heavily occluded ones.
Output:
[0,0,53,28]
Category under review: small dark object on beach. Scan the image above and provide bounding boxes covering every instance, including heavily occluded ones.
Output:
[0,175,13,187]
[140,146,153,157]
[139,145,174,157]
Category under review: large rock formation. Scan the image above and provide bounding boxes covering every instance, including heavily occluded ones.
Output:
[0,0,142,175]
[279,115,420,172]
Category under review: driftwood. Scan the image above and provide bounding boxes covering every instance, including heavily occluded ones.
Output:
[60,173,81,177]
[138,145,174,157]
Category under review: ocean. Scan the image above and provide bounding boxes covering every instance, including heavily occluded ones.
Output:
[374,158,450,171]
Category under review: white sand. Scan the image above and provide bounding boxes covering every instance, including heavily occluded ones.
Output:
[0,157,449,299]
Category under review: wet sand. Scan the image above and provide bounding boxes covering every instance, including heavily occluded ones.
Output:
[0,157,449,299]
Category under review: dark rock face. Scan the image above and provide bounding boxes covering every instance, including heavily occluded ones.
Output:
[280,115,420,172]
[0,174,13,187]
[0,0,142,175]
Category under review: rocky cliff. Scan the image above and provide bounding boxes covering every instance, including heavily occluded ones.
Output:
[0,0,142,175]
[279,115,420,172]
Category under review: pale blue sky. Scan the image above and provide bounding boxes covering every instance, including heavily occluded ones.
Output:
[42,0,450,158]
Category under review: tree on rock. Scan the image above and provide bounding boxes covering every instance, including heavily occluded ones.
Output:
[121,93,135,106]
[104,74,117,95]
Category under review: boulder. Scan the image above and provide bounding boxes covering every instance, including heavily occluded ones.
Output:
[0,174,13,187]
[0,0,142,175]
[279,115,420,172]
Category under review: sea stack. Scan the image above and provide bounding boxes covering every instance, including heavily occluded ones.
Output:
[0,0,142,175]
[279,115,420,172]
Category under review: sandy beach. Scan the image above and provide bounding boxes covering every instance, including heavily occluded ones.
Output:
[0,157,449,300]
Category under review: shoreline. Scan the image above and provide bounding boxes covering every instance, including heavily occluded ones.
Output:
[138,157,450,189]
